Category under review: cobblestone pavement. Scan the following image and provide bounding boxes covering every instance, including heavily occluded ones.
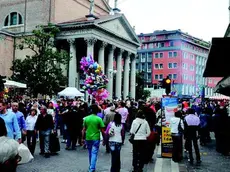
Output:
[17,137,155,172]
[183,137,230,172]
[17,135,181,172]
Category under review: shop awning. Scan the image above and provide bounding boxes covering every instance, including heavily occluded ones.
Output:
[203,37,230,77]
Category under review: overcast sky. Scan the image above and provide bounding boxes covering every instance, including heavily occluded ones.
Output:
[110,0,229,41]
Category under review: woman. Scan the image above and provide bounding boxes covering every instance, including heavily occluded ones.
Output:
[170,111,184,162]
[106,113,125,172]
[130,110,150,172]
[26,108,38,155]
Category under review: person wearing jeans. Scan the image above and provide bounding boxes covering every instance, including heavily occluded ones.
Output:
[106,113,125,172]
[35,105,54,158]
[82,105,105,172]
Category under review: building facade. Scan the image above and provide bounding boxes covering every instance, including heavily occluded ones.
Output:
[137,30,221,97]
[0,0,140,100]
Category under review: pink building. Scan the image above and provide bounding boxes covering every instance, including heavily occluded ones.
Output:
[137,30,220,96]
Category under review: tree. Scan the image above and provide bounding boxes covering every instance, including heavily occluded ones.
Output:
[143,90,151,100]
[11,24,70,97]
[136,71,145,100]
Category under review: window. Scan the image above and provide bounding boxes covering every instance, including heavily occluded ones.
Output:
[168,74,172,79]
[173,74,177,79]
[168,63,172,69]
[173,52,177,57]
[160,43,164,47]
[183,52,187,59]
[155,53,159,58]
[147,53,152,62]
[160,53,163,58]
[169,41,174,47]
[190,65,194,71]
[183,74,188,80]
[154,75,159,80]
[190,54,194,60]
[182,63,188,69]
[168,52,173,58]
[159,64,163,69]
[141,53,146,62]
[154,64,159,69]
[149,43,153,48]
[159,74,163,79]
[4,12,23,27]
[173,63,177,68]
[168,63,177,69]
[208,79,212,84]
[190,75,194,81]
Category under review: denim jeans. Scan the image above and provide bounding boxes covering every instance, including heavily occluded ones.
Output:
[40,129,51,153]
[109,141,122,172]
[86,140,100,172]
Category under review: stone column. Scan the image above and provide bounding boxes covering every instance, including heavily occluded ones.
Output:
[84,37,97,57]
[130,54,136,100]
[115,49,124,99]
[123,52,131,99]
[67,39,77,87]
[107,45,116,100]
[98,42,107,73]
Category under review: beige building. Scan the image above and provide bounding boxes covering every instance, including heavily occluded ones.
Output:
[0,0,140,100]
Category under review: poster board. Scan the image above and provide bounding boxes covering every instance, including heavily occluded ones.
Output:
[161,97,178,158]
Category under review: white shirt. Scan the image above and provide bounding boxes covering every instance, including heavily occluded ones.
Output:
[170,117,184,134]
[109,122,123,143]
[130,118,150,140]
[26,115,38,131]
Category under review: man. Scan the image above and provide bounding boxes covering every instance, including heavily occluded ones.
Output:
[184,108,201,164]
[82,104,105,172]
[11,102,27,142]
[35,105,54,158]
[0,102,21,143]
[0,118,20,172]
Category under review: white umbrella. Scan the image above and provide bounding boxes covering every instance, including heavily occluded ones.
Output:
[4,80,27,88]
[58,87,84,97]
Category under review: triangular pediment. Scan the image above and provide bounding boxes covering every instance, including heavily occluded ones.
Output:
[96,14,140,45]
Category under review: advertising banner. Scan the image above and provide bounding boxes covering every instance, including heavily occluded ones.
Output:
[161,97,178,158]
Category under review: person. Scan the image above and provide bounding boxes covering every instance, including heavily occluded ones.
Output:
[0,102,21,143]
[103,106,116,153]
[26,108,38,155]
[184,108,201,164]
[170,111,184,162]
[11,102,27,143]
[82,104,105,172]
[130,110,150,172]
[106,113,125,172]
[0,118,20,172]
[35,105,54,158]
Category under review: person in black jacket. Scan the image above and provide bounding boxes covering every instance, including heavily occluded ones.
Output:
[35,105,54,158]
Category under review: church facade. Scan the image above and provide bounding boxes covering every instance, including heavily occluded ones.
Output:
[0,0,140,100]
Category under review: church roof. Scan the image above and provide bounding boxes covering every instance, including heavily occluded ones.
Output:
[57,13,141,47]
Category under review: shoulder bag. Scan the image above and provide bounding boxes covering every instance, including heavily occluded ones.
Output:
[129,124,142,144]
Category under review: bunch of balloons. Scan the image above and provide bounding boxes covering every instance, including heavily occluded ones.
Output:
[80,55,109,101]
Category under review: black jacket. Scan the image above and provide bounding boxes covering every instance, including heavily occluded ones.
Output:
[35,113,54,131]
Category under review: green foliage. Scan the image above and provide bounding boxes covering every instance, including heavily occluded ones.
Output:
[143,90,151,100]
[11,24,70,97]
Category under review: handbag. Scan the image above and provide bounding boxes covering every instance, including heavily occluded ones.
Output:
[18,144,34,164]
[129,124,142,144]
[178,119,184,134]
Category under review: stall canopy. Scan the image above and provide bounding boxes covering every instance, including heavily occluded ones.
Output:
[58,87,84,97]
[4,80,27,88]
[213,76,230,96]
[203,37,230,77]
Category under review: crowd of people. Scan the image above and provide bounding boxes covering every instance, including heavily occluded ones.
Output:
[1,97,230,172]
